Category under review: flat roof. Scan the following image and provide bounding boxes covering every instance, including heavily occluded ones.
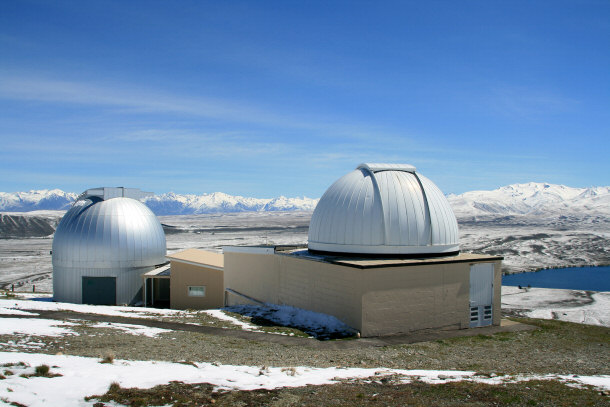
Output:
[223,245,306,255]
[166,249,224,270]
[142,264,171,278]
[281,250,503,269]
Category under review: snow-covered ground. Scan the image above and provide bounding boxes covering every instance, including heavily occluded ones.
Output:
[501,286,610,327]
[222,303,356,338]
[0,352,608,407]
[0,298,190,319]
[0,298,354,339]
[1,293,609,405]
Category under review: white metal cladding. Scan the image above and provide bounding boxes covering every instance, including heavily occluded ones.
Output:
[308,164,459,255]
[52,196,166,304]
[469,263,494,327]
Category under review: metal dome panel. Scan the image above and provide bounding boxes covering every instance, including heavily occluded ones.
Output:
[308,164,459,256]
[52,197,166,268]
[52,194,166,304]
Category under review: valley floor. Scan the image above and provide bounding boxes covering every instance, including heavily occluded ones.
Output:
[2,212,610,293]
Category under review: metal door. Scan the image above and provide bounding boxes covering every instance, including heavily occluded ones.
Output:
[82,277,116,305]
[469,263,494,327]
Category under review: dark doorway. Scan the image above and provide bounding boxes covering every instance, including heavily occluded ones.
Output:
[82,277,116,305]
[144,277,170,308]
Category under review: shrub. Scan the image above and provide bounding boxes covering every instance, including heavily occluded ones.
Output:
[35,365,50,376]
[100,351,115,364]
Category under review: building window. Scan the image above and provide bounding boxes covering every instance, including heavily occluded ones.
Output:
[188,286,206,297]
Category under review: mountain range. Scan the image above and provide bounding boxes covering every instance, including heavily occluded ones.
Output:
[0,189,318,215]
[446,182,610,218]
[1,183,608,217]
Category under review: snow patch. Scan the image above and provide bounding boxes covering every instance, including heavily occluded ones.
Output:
[502,286,610,327]
[202,309,260,331]
[0,318,78,337]
[0,352,608,407]
[85,321,174,338]
[0,298,190,319]
[224,304,356,339]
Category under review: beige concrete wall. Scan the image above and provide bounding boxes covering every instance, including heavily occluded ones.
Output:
[223,252,280,304]
[223,251,502,337]
[223,253,363,330]
[360,262,470,336]
[169,261,224,309]
[276,256,363,331]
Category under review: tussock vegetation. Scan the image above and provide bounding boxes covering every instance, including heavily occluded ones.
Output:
[99,351,115,364]
[85,379,609,406]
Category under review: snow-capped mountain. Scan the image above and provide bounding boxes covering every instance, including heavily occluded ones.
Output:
[447,182,610,217]
[142,192,318,215]
[1,182,608,217]
[0,189,77,212]
[0,190,318,215]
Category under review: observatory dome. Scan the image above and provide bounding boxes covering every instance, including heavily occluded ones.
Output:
[308,163,459,256]
[52,187,166,304]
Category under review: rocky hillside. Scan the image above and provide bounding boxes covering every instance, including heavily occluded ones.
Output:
[0,213,57,238]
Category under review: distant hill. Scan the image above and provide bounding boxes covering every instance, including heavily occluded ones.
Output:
[1,183,608,217]
[0,213,57,238]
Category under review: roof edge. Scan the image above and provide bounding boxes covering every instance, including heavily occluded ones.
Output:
[357,163,417,173]
[308,241,460,255]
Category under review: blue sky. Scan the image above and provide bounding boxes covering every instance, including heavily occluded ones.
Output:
[1,0,608,198]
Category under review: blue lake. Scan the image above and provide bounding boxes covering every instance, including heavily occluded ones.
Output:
[502,266,610,292]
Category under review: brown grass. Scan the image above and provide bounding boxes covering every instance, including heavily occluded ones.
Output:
[85,378,609,406]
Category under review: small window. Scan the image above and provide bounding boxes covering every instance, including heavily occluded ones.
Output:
[188,286,206,297]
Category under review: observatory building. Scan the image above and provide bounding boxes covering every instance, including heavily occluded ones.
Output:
[308,163,459,256]
[168,164,502,337]
[52,187,166,305]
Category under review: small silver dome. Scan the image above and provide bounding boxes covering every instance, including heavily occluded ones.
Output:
[52,188,166,304]
[308,163,459,256]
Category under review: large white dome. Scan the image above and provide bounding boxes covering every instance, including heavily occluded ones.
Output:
[308,163,459,256]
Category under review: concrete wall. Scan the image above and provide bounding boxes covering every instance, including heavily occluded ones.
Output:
[360,263,470,336]
[224,252,363,330]
[276,255,363,331]
[223,251,502,337]
[169,261,224,309]
[223,252,280,304]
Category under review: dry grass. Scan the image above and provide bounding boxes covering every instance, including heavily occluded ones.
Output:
[85,379,609,406]
[99,351,115,364]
